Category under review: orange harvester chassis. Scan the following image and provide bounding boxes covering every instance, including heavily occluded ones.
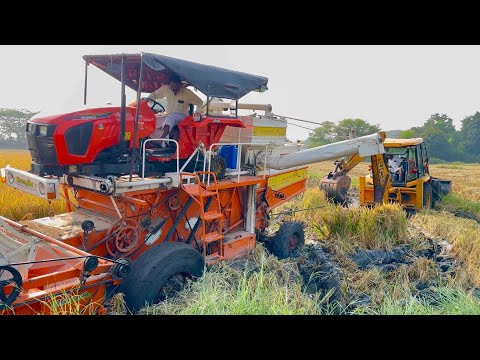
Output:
[0,217,116,315]
[1,167,308,314]
[58,168,308,262]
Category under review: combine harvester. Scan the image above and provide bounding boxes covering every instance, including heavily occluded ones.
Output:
[1,53,390,313]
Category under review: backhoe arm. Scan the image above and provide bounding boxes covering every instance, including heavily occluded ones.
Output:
[319,132,389,204]
[370,153,391,204]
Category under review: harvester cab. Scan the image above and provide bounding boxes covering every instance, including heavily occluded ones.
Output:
[1,52,390,313]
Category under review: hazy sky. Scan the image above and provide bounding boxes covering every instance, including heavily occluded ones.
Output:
[1,45,479,140]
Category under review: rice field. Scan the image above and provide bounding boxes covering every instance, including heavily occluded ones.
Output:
[0,150,67,220]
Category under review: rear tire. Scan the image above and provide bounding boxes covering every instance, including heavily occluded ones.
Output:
[423,182,432,209]
[118,242,204,313]
[271,222,305,259]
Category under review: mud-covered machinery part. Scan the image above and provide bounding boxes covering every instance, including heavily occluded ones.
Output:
[209,156,226,180]
[112,259,131,279]
[320,174,351,204]
[81,220,95,232]
[84,256,99,272]
[271,221,305,259]
[0,265,23,310]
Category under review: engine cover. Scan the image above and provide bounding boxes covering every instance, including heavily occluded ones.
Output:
[27,102,156,175]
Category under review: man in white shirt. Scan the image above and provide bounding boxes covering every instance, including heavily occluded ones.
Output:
[387,154,403,181]
[148,74,204,144]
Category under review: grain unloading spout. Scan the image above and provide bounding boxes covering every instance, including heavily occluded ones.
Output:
[264,131,386,204]
[267,131,386,170]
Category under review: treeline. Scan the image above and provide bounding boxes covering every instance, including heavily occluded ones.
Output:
[307,113,480,163]
[0,108,38,149]
[399,112,480,163]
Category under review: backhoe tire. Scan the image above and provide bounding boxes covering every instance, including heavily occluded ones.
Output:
[271,222,305,259]
[118,242,204,313]
[431,179,442,207]
[423,182,433,209]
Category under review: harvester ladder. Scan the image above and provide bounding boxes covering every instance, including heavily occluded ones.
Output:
[180,172,224,265]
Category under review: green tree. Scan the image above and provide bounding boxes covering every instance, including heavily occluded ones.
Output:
[0,108,38,147]
[400,129,416,139]
[418,113,461,162]
[422,113,456,134]
[307,121,337,147]
[336,118,380,140]
[307,118,380,148]
[460,111,480,156]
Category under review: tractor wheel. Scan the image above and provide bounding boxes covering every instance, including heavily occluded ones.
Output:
[118,242,204,313]
[271,222,305,259]
[423,182,433,209]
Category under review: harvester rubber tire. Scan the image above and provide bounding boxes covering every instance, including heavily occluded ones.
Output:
[272,222,305,259]
[423,182,433,209]
[118,242,204,313]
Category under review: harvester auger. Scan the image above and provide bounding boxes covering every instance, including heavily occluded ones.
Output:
[1,53,388,313]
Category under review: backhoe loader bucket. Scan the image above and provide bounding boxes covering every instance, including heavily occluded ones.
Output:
[320,174,351,204]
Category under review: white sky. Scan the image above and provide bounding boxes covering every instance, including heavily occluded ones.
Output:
[1,45,479,141]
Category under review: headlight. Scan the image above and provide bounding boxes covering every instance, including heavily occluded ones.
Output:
[38,182,46,195]
[7,172,14,184]
[38,125,48,136]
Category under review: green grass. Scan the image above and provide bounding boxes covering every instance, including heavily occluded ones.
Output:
[436,193,480,218]
[311,203,411,252]
[140,246,327,315]
[355,287,480,315]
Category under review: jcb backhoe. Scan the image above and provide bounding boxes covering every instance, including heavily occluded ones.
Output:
[320,137,451,210]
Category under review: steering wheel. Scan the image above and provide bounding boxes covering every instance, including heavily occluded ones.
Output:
[142,97,165,113]
[0,265,22,310]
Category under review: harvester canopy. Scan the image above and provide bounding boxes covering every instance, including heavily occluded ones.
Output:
[83,53,269,100]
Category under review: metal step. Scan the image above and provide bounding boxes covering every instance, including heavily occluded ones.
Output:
[205,254,224,265]
[203,211,223,221]
[182,184,216,197]
[202,231,223,244]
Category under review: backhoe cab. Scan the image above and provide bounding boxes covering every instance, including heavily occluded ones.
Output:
[361,138,451,210]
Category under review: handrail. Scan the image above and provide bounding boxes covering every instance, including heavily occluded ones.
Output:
[141,139,180,179]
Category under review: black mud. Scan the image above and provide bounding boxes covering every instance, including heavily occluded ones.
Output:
[450,210,480,224]
[297,244,345,308]
[349,239,456,275]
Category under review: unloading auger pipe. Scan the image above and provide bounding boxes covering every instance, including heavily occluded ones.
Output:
[266,131,386,170]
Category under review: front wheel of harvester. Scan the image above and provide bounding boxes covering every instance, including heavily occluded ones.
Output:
[118,242,204,313]
[423,182,433,209]
[271,221,305,259]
